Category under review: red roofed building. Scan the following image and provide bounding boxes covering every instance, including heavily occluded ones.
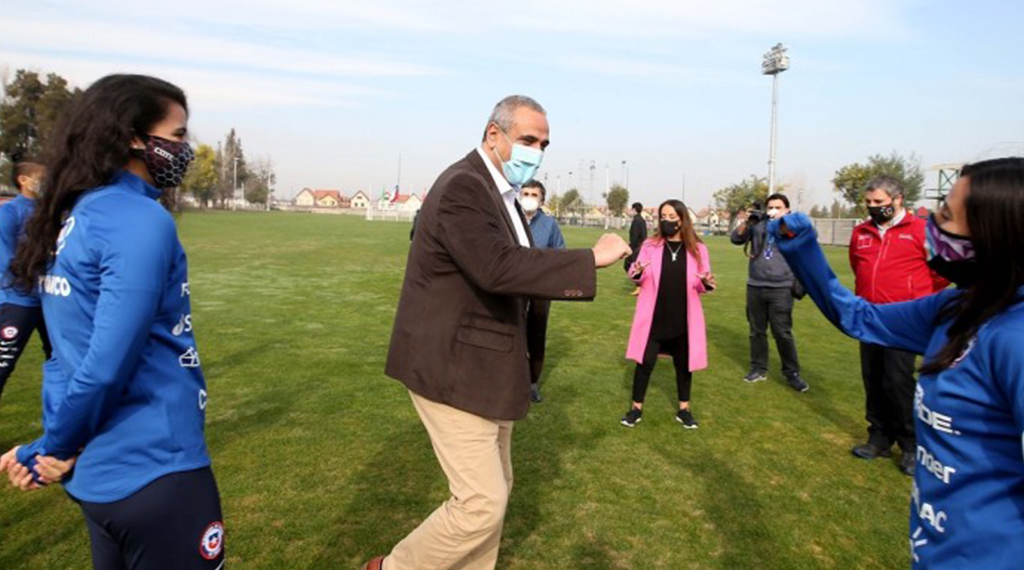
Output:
[295,188,349,208]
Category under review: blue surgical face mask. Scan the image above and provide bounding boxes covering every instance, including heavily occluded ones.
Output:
[493,130,543,187]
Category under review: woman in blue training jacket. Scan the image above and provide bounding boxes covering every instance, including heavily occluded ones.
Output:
[0,155,51,408]
[769,157,1024,570]
[0,74,225,570]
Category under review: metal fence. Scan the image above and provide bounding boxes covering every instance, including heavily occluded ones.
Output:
[810,218,859,247]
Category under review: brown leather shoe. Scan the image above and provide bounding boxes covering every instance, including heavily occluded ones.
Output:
[360,556,385,570]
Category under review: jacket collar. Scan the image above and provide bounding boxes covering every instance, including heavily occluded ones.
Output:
[113,170,162,200]
[465,149,532,246]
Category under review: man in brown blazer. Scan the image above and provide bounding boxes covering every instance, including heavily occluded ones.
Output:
[361,96,630,570]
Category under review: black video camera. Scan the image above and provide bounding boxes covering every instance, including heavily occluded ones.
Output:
[747,202,765,224]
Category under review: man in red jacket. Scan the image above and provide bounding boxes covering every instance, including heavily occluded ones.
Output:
[848,176,947,475]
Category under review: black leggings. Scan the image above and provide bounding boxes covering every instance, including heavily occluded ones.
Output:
[0,303,51,404]
[78,467,225,570]
[632,335,692,403]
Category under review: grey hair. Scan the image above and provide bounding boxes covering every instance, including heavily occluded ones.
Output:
[864,175,904,198]
[482,95,546,141]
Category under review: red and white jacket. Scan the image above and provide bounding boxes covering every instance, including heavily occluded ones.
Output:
[848,213,948,304]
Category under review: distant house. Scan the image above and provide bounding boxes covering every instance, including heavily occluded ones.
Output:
[314,190,347,208]
[295,188,316,207]
[393,194,423,213]
[915,206,930,219]
[294,188,348,208]
[350,190,371,209]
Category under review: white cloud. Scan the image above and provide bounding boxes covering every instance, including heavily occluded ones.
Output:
[0,50,386,111]
[1,17,438,78]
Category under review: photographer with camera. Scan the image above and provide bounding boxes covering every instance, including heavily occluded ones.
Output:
[730,193,808,392]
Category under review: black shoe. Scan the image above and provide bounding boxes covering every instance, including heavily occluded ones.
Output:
[786,374,809,393]
[899,450,915,476]
[530,384,543,403]
[620,408,642,427]
[743,370,767,383]
[675,408,699,429]
[851,443,892,460]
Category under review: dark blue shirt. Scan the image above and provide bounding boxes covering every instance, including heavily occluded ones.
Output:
[528,210,565,250]
[18,171,210,503]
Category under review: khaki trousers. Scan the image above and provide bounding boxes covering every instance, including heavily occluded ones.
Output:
[385,391,514,570]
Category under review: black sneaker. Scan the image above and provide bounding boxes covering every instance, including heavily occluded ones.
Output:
[530,384,543,403]
[743,371,767,383]
[786,374,809,392]
[620,408,643,427]
[851,442,892,460]
[675,408,699,429]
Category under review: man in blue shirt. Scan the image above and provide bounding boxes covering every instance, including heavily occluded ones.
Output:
[520,179,565,402]
[0,158,51,410]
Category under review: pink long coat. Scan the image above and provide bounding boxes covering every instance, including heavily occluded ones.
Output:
[625,239,711,371]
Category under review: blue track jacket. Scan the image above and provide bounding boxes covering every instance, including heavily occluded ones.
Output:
[0,195,41,307]
[769,213,1024,569]
[17,171,210,503]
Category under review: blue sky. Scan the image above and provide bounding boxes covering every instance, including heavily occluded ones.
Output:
[2,0,1022,209]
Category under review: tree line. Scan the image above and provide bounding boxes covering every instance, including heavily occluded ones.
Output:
[0,68,274,209]
[713,152,926,225]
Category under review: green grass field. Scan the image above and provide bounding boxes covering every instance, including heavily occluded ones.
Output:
[0,211,912,569]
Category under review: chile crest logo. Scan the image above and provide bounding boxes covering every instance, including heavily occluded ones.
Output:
[199,521,224,560]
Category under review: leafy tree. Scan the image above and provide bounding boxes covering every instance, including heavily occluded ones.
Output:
[546,192,561,215]
[713,175,776,228]
[561,188,583,212]
[180,144,219,207]
[832,152,924,215]
[0,69,79,183]
[0,70,45,160]
[829,199,858,219]
[604,184,629,217]
[36,73,77,151]
[245,157,275,205]
[216,129,250,207]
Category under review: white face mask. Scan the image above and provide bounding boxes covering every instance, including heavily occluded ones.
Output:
[767,207,784,219]
[520,196,540,213]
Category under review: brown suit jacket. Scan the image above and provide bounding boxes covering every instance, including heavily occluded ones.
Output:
[385,149,597,420]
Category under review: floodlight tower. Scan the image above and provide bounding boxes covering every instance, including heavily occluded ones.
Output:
[762,43,790,194]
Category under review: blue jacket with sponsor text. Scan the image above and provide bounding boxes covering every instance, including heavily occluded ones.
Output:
[0,195,41,307]
[17,171,210,503]
[770,212,1024,570]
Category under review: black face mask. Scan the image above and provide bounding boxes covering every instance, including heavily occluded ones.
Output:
[867,203,896,225]
[659,220,680,237]
[925,214,977,288]
[131,134,195,189]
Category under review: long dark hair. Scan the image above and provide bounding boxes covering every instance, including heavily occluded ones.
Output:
[920,157,1024,375]
[10,74,187,292]
[654,199,703,270]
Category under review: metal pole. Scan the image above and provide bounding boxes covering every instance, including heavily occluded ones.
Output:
[768,72,779,194]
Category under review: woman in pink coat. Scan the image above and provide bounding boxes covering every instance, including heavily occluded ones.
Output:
[622,199,715,429]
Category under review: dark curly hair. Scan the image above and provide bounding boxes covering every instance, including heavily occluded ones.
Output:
[10,74,187,292]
